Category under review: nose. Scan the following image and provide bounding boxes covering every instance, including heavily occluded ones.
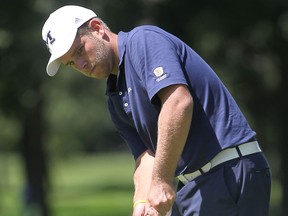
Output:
[74,58,87,71]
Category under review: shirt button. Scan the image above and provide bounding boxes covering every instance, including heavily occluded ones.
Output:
[119,91,123,96]
[124,102,129,107]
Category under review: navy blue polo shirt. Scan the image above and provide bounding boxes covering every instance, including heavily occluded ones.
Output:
[106,25,256,175]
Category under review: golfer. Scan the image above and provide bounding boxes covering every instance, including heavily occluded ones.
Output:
[42,5,271,216]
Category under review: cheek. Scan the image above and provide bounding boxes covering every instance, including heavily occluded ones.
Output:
[86,38,108,64]
[86,46,98,62]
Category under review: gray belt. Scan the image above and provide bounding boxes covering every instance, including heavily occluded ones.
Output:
[177,141,261,185]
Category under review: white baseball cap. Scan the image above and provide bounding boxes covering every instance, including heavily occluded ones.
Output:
[42,5,97,76]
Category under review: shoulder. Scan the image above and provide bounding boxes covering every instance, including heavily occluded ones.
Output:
[123,25,182,55]
[130,25,164,35]
[125,25,173,42]
[118,25,163,54]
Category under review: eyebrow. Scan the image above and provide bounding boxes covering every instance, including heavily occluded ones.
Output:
[64,38,82,66]
[65,46,78,66]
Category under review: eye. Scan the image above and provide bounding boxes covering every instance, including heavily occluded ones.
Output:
[76,45,83,56]
[67,61,75,67]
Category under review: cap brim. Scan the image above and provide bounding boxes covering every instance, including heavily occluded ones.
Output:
[46,57,61,76]
[45,30,77,76]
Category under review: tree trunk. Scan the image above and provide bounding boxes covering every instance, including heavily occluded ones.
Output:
[20,93,50,216]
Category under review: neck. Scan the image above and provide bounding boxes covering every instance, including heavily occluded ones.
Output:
[107,31,119,75]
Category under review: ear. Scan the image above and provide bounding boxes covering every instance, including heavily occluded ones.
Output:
[88,18,105,36]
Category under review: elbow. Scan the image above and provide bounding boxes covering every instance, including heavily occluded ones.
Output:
[180,93,193,118]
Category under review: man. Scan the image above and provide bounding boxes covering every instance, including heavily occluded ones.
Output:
[42,5,271,216]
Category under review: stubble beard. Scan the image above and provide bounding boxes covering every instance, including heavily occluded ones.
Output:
[90,35,113,79]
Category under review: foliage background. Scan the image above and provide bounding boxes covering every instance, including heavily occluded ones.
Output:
[0,0,287,215]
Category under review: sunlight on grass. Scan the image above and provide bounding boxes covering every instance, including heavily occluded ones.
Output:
[0,154,25,216]
[0,152,283,216]
[49,153,135,216]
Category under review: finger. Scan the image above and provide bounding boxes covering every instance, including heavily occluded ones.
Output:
[144,207,161,216]
[151,207,162,216]
[152,206,172,216]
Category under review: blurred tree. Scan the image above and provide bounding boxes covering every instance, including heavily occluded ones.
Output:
[0,0,50,215]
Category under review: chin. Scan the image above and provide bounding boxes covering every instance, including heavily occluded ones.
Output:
[88,72,107,79]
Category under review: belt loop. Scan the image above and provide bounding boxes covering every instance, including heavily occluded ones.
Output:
[235,146,243,157]
[199,168,204,174]
[177,175,189,185]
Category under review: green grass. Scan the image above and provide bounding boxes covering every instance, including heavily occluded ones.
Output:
[0,154,25,216]
[0,153,135,216]
[49,153,135,216]
[0,152,283,216]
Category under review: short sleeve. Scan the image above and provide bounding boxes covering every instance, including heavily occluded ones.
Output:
[126,28,188,102]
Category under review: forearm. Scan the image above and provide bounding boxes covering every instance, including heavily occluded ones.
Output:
[144,85,193,215]
[133,150,155,202]
[153,85,193,183]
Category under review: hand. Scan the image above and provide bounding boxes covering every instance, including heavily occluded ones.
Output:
[144,207,172,216]
[133,203,146,216]
[145,179,176,216]
[144,207,161,216]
